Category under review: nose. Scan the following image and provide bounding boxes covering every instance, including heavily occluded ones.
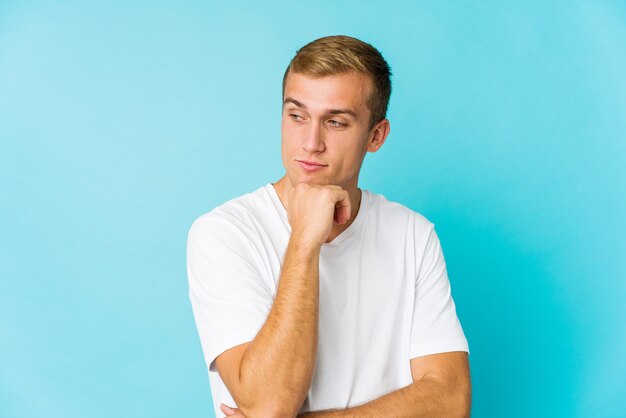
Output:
[302,121,325,153]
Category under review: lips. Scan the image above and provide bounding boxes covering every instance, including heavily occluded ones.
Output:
[296,159,328,172]
[297,159,326,166]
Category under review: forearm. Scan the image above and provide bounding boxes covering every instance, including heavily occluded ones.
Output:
[300,377,470,418]
[237,235,320,416]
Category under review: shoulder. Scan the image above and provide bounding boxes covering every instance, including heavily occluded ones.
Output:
[365,190,434,235]
[188,184,275,248]
[190,185,273,233]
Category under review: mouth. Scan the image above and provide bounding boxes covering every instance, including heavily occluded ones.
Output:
[296,159,328,172]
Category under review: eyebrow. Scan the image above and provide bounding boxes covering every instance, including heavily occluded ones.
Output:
[283,97,357,119]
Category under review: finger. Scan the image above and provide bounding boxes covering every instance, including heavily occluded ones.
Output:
[220,404,236,416]
[340,203,351,224]
[333,202,348,224]
[334,191,351,224]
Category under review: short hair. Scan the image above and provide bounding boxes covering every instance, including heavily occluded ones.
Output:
[282,35,392,130]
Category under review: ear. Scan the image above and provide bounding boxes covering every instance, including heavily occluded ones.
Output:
[367,119,390,153]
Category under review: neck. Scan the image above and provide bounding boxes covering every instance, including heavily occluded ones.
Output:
[272,176,362,243]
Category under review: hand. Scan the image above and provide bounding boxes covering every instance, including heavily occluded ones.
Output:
[286,183,351,247]
[220,403,246,418]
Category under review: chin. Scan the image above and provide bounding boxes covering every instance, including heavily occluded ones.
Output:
[289,174,332,187]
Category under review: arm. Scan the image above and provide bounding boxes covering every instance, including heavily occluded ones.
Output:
[216,236,320,418]
[299,351,471,418]
[298,221,471,418]
[215,184,352,418]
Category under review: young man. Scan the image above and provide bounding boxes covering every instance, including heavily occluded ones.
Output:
[188,35,470,418]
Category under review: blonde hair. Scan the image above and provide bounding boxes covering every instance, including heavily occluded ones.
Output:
[283,35,392,129]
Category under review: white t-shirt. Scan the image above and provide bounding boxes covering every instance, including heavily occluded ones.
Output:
[187,184,469,416]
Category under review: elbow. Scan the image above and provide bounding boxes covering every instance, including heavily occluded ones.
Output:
[456,396,471,418]
[235,376,308,418]
[238,403,300,418]
[235,392,304,418]
[454,379,472,418]
[430,374,470,418]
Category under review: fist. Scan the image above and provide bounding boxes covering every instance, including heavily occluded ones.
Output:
[286,183,351,247]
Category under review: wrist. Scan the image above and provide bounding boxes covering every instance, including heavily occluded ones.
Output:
[289,230,324,254]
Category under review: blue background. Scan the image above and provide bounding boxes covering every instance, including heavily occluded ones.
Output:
[1,1,625,417]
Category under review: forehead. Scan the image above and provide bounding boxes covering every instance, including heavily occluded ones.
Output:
[283,71,371,114]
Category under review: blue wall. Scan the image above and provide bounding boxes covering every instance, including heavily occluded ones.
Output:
[1,1,624,417]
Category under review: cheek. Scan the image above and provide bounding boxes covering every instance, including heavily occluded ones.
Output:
[338,139,368,170]
[280,137,291,165]
[280,125,299,163]
[281,123,303,151]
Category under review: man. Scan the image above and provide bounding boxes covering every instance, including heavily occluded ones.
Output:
[187,35,470,418]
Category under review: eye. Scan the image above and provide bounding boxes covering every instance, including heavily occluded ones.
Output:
[328,119,345,128]
[289,113,303,121]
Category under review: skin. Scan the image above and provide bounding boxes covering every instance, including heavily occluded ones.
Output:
[215,70,471,418]
[275,71,389,243]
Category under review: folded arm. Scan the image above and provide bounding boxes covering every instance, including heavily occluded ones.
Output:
[214,184,353,418]
[215,237,320,418]
[299,351,471,418]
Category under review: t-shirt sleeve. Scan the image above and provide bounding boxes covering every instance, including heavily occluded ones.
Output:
[409,223,469,359]
[187,213,274,372]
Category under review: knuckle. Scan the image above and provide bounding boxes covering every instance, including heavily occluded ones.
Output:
[321,188,334,200]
